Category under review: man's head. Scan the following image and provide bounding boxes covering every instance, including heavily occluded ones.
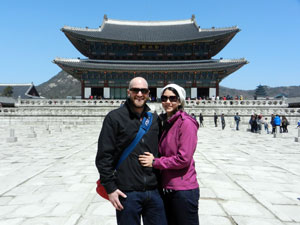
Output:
[127,77,149,110]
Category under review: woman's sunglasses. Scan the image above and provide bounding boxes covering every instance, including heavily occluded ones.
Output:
[161,95,178,102]
[130,88,149,94]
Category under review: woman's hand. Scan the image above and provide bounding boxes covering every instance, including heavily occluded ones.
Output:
[138,152,154,167]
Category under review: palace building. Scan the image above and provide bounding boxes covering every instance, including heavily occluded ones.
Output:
[54,15,247,99]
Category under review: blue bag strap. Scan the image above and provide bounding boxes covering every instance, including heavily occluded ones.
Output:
[115,112,153,170]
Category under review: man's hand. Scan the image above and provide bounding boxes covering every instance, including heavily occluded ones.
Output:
[108,189,127,211]
[138,152,154,167]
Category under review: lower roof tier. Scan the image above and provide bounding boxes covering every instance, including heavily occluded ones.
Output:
[53,58,248,83]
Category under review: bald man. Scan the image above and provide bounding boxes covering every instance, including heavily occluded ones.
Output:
[96,77,167,225]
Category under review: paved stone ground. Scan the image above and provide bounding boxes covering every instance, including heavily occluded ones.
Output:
[0,122,300,225]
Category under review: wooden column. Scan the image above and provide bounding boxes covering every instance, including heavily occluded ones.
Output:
[81,80,84,99]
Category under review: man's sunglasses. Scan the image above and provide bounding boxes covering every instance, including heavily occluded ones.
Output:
[161,95,178,102]
[130,88,149,94]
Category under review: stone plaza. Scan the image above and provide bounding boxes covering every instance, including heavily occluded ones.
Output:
[0,100,300,225]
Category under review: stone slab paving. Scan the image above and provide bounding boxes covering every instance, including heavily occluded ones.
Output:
[0,122,300,225]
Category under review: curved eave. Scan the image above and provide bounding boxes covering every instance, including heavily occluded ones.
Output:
[53,58,248,73]
[61,26,240,44]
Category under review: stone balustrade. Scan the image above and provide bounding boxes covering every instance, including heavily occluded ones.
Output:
[1,98,299,126]
[185,99,287,108]
[16,99,126,107]
[15,98,287,108]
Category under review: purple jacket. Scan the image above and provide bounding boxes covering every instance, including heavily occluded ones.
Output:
[153,111,199,190]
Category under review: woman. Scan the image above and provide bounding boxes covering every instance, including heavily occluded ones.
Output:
[139,84,199,225]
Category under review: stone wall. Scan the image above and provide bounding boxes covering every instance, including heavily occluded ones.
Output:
[0,99,299,126]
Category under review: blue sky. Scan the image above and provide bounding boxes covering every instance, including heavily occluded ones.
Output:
[0,0,299,90]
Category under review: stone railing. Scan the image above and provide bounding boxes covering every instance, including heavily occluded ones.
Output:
[1,98,299,126]
[16,99,126,107]
[184,99,287,108]
[15,98,288,108]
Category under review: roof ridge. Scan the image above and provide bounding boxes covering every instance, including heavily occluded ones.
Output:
[105,18,193,26]
[0,83,33,86]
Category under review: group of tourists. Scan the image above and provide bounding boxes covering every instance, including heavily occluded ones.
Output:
[96,77,199,225]
[198,112,238,130]
[196,112,294,135]
[248,114,290,134]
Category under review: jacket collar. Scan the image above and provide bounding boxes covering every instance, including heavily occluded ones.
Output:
[125,98,150,119]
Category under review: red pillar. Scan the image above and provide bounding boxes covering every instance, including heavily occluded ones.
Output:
[216,81,219,97]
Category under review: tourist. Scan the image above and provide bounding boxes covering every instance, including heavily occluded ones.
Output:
[191,113,196,120]
[95,77,167,225]
[214,112,218,127]
[249,115,258,133]
[263,118,269,134]
[281,116,289,133]
[199,113,204,127]
[139,84,200,225]
[271,114,276,134]
[257,114,263,133]
[297,119,300,128]
[274,114,281,133]
[221,113,226,130]
[234,112,240,130]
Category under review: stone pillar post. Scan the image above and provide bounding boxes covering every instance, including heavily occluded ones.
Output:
[28,127,37,138]
[7,129,17,143]
[295,128,300,142]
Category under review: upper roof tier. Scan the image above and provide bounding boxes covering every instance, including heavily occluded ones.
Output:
[61,15,240,43]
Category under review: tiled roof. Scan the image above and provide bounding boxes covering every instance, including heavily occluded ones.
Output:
[53,58,248,72]
[0,84,41,99]
[61,16,239,43]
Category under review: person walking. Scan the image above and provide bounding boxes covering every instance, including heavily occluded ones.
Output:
[274,114,281,134]
[263,118,269,134]
[221,113,226,130]
[139,84,200,225]
[95,77,167,225]
[214,113,218,127]
[199,113,204,127]
[234,113,240,130]
[281,116,289,133]
[271,114,276,134]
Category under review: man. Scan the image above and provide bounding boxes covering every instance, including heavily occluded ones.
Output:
[221,113,226,130]
[95,77,167,225]
[234,112,240,130]
[199,113,204,127]
[214,112,218,127]
[274,114,281,134]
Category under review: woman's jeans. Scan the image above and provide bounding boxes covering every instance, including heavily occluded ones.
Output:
[117,189,167,225]
[163,188,199,225]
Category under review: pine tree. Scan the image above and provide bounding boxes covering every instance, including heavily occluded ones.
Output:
[1,86,14,97]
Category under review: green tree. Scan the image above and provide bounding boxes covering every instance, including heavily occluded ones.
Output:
[2,86,13,97]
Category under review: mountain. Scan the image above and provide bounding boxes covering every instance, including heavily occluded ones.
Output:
[37,70,300,99]
[37,71,81,98]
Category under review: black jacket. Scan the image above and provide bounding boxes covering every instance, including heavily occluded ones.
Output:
[95,99,160,194]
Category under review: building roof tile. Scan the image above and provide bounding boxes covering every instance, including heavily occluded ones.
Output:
[62,16,239,43]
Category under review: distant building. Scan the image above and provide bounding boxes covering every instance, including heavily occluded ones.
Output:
[54,15,248,99]
[254,85,268,99]
[0,83,41,99]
